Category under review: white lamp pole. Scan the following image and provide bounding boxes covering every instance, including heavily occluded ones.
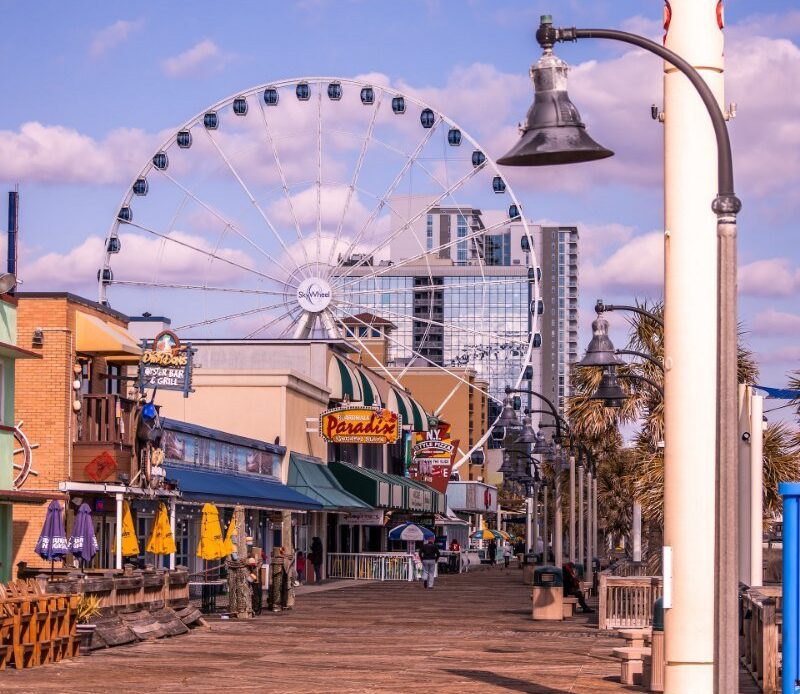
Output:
[569,454,576,562]
[750,392,764,588]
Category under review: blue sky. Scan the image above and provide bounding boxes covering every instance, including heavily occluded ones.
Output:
[0,0,798,400]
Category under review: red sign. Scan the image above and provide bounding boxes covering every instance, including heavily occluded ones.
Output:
[409,423,458,493]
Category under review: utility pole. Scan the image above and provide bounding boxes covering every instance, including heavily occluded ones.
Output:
[662,1,724,691]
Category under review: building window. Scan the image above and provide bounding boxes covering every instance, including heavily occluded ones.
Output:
[106,364,121,395]
[426,214,434,251]
[456,214,467,263]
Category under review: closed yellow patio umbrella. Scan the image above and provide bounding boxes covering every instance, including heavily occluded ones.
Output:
[112,500,140,557]
[222,514,236,557]
[146,502,176,555]
[196,503,225,560]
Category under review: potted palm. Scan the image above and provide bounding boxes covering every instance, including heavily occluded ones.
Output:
[75,594,101,655]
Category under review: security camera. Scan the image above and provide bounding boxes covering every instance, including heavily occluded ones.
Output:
[742,432,751,442]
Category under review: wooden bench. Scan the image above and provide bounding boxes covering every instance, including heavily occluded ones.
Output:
[613,646,651,685]
[562,596,579,618]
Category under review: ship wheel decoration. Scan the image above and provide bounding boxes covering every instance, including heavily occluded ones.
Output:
[13,420,40,489]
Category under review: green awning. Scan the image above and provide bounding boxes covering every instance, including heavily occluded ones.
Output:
[357,368,382,407]
[328,461,406,509]
[328,354,363,402]
[288,453,372,511]
[328,461,443,513]
[387,387,429,432]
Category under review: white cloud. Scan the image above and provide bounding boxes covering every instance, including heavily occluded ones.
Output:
[161,40,233,78]
[89,19,143,58]
[21,232,255,292]
[582,231,663,292]
[0,122,157,185]
[738,258,800,297]
[757,345,800,365]
[753,308,800,337]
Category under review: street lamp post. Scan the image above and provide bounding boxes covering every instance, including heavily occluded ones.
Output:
[499,10,739,691]
[569,453,576,562]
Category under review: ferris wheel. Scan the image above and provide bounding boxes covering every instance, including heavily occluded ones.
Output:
[99,76,541,465]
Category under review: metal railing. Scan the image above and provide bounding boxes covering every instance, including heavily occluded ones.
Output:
[326,553,416,582]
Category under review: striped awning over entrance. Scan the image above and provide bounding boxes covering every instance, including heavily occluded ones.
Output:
[328,354,363,402]
[357,369,382,407]
[388,387,429,432]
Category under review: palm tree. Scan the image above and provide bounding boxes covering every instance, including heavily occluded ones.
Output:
[567,300,787,567]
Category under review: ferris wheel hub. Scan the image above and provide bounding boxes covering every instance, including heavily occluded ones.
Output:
[296,276,333,313]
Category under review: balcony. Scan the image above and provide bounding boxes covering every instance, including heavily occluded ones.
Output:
[73,394,137,484]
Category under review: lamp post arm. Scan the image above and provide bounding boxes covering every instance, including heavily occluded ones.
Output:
[507,386,562,439]
[615,349,665,372]
[620,373,665,398]
[539,23,739,209]
[595,300,664,328]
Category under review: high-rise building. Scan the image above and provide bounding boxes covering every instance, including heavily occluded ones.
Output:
[335,197,578,422]
[534,226,579,414]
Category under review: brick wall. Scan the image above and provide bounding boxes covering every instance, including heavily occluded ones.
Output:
[11,295,132,575]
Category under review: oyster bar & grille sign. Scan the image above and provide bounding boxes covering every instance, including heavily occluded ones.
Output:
[139,330,194,397]
[320,406,401,445]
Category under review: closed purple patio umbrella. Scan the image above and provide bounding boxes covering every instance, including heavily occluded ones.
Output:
[68,503,98,567]
[35,500,69,574]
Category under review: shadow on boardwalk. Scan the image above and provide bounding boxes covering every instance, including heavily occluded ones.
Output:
[0,566,651,693]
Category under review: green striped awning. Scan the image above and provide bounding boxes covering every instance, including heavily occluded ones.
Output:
[328,354,363,402]
[388,387,429,432]
[357,368,382,407]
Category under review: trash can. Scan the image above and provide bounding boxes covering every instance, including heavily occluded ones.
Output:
[645,597,665,692]
[531,566,564,621]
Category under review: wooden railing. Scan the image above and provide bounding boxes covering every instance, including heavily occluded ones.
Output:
[327,553,416,582]
[598,574,663,630]
[741,585,781,694]
[43,569,189,613]
[0,579,78,669]
[607,560,649,577]
[79,394,136,445]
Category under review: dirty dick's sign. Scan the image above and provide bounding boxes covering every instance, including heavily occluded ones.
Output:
[320,407,401,445]
[139,330,194,396]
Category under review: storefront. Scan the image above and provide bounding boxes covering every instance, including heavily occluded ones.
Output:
[328,461,445,552]
[287,452,373,579]
[158,418,321,575]
[446,480,499,539]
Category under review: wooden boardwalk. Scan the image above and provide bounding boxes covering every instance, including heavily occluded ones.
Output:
[1,565,763,693]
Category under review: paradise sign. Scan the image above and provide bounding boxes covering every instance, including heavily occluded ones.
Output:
[320,406,401,445]
[409,423,459,493]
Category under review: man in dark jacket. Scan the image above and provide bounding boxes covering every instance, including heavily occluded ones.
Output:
[418,538,440,589]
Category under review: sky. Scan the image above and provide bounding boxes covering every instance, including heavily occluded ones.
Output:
[0,0,798,407]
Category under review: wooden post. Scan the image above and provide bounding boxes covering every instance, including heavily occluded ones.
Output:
[598,572,608,630]
[761,597,778,694]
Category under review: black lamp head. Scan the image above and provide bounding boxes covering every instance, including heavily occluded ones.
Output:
[513,413,538,444]
[578,313,623,368]
[498,33,613,167]
[590,365,627,407]
[496,395,521,428]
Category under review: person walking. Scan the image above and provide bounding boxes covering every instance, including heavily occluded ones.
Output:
[503,543,512,569]
[487,539,497,566]
[418,537,440,589]
[309,536,324,583]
